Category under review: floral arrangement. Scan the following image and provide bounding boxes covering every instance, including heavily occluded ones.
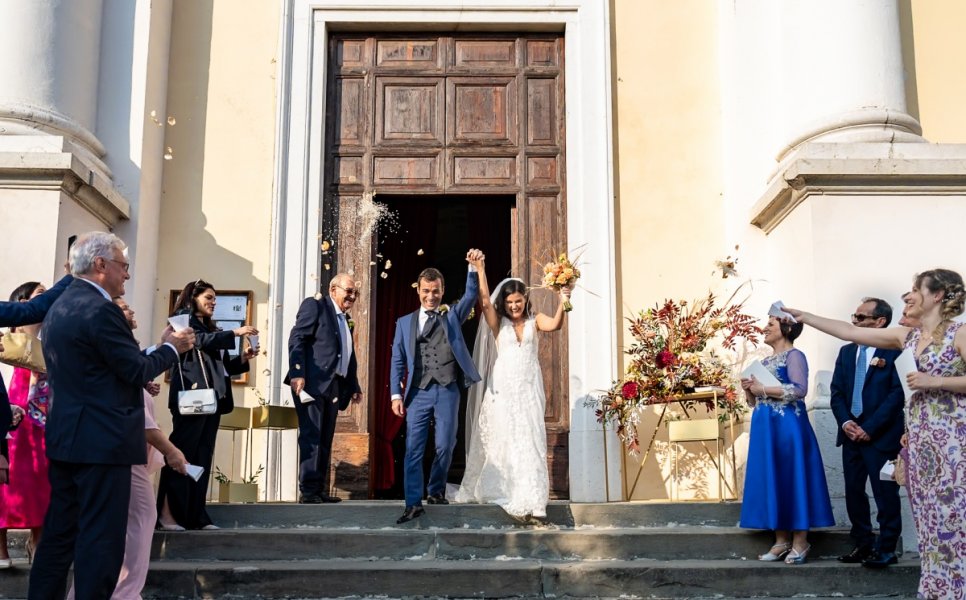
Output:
[590,291,761,451]
[542,253,581,312]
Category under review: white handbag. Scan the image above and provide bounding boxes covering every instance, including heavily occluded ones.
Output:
[177,349,217,415]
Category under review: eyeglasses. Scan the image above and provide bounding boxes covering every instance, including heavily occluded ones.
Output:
[106,259,130,273]
[851,313,877,322]
[334,285,360,298]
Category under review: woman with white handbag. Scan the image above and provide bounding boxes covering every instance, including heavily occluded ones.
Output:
[156,279,258,531]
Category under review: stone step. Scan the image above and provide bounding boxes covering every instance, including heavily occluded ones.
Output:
[0,558,922,599]
[203,501,746,529]
[148,527,868,562]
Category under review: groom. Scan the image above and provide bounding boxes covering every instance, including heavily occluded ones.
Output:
[390,249,483,523]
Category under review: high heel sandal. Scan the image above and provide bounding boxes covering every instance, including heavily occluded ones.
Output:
[758,542,791,561]
[785,544,811,564]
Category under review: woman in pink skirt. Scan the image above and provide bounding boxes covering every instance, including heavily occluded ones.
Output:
[0,281,52,567]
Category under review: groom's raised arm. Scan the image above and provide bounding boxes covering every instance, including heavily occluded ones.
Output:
[452,270,479,323]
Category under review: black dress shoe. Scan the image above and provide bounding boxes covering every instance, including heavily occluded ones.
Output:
[426,494,449,505]
[863,551,898,568]
[299,493,323,504]
[396,505,425,524]
[320,495,342,503]
[838,545,874,563]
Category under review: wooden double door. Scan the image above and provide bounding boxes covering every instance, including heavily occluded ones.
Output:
[322,33,569,498]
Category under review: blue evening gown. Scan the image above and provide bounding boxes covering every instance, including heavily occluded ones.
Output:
[740,348,835,531]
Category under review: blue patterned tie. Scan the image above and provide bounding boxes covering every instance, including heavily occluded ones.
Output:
[851,345,868,417]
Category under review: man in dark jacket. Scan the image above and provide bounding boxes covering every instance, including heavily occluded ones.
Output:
[286,273,362,504]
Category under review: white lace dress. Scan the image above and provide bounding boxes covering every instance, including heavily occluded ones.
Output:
[455,317,549,517]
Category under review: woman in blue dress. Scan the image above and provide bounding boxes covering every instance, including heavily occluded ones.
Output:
[740,316,834,564]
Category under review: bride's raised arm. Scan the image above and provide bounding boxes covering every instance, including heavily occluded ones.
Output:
[535,286,570,332]
[468,252,500,338]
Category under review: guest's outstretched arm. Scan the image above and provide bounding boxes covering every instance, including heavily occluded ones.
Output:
[784,307,906,350]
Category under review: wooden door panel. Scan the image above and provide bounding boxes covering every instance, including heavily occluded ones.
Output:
[333,194,371,434]
[335,39,368,68]
[376,39,441,69]
[525,40,558,67]
[375,77,445,146]
[334,77,366,148]
[526,155,559,190]
[453,39,517,67]
[526,78,557,146]
[333,155,364,187]
[526,193,567,428]
[449,153,518,189]
[446,78,517,146]
[372,154,442,190]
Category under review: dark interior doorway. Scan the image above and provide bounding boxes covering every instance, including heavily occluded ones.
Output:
[371,194,513,499]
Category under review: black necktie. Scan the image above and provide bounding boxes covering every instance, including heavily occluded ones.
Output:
[422,311,437,338]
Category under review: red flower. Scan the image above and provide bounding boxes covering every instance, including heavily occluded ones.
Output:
[655,350,677,368]
[621,381,640,400]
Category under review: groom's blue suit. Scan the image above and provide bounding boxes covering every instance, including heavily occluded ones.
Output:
[390,270,481,508]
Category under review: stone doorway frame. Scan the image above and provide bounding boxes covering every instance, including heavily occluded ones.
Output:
[267,0,620,502]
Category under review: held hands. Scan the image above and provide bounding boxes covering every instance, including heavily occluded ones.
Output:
[740,376,766,397]
[843,421,871,443]
[162,325,196,353]
[465,248,485,269]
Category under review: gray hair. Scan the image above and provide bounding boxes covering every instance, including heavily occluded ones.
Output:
[70,231,127,276]
[328,273,354,290]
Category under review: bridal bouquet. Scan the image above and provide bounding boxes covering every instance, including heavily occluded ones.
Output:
[590,292,761,451]
[542,253,580,312]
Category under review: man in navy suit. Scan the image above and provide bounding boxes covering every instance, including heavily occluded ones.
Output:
[286,273,362,504]
[27,232,194,600]
[830,297,905,569]
[390,249,483,523]
[0,273,72,482]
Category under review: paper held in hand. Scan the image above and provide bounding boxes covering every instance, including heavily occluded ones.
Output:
[768,300,797,323]
[299,390,315,404]
[879,460,896,482]
[168,314,190,332]
[185,464,204,482]
[740,360,782,388]
[247,334,259,352]
[894,348,918,400]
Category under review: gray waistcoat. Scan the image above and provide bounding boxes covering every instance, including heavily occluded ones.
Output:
[414,319,458,389]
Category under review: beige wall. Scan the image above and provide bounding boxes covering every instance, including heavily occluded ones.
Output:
[901,0,966,143]
[611,0,730,499]
[156,0,280,482]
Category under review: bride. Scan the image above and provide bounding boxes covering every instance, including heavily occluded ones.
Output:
[454,255,571,520]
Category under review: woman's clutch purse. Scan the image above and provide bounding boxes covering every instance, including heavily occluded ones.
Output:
[0,331,46,373]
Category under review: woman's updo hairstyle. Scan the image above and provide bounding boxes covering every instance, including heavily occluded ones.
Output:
[494,279,531,320]
[915,268,965,341]
[779,319,804,343]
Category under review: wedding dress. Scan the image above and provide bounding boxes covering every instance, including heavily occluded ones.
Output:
[454,315,549,517]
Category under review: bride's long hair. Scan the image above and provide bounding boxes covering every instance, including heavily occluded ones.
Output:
[493,279,532,319]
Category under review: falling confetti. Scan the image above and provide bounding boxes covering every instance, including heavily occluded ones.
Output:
[417,249,424,255]
[321,240,331,252]
[163,147,173,160]
[384,260,392,269]
[370,261,377,266]
[411,282,418,288]
[380,272,388,279]
[167,116,177,126]
[324,263,331,270]
[347,269,354,276]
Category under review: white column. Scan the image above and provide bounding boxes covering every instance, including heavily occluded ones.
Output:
[0,0,110,175]
[775,0,922,161]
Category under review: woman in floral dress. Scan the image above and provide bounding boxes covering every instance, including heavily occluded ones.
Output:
[789,268,966,599]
